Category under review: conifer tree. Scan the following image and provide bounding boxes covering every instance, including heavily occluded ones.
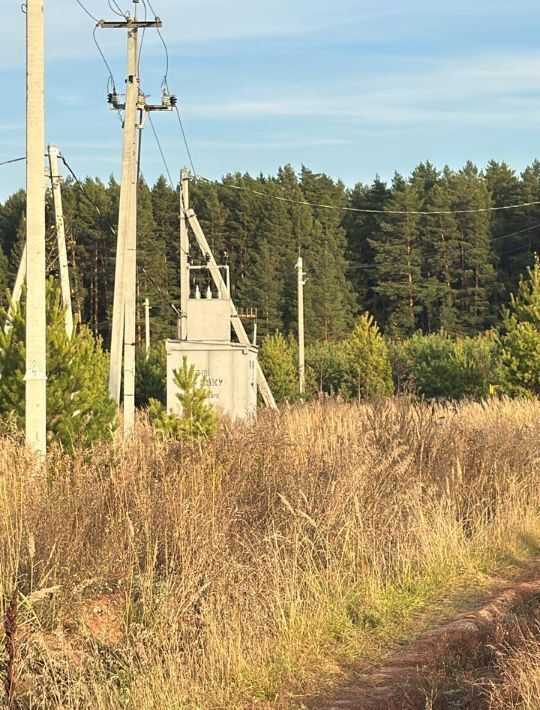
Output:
[0,281,117,449]
[373,176,422,335]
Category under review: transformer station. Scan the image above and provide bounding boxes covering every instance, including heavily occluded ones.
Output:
[165,170,268,421]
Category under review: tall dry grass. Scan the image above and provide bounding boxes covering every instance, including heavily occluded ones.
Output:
[0,397,539,708]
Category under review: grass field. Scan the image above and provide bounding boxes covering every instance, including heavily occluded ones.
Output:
[1,397,539,708]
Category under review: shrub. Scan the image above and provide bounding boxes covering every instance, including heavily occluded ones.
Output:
[135,342,166,407]
[341,313,393,399]
[0,282,117,449]
[394,331,500,400]
[149,356,216,440]
[305,340,348,397]
[258,333,298,403]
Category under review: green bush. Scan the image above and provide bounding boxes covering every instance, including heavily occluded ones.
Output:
[305,340,348,397]
[135,342,166,407]
[258,333,298,403]
[341,313,393,399]
[149,356,216,440]
[393,331,500,400]
[0,282,117,449]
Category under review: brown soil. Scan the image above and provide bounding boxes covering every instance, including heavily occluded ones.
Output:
[306,563,540,710]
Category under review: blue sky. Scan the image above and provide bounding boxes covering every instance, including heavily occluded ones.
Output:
[1,0,540,199]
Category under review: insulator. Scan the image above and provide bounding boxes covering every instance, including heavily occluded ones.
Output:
[170,95,178,107]
[206,286,213,300]
[195,285,201,300]
[161,91,171,108]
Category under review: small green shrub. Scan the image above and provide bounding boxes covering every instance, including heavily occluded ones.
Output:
[305,340,348,397]
[258,333,298,403]
[135,342,166,407]
[149,356,216,440]
[341,313,394,399]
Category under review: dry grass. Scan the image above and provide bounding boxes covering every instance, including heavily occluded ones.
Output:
[483,610,540,710]
[0,397,539,708]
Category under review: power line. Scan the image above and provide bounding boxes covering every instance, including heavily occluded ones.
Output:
[108,0,127,19]
[61,154,181,318]
[174,104,197,177]
[145,0,169,86]
[137,0,148,80]
[60,155,119,240]
[198,176,540,217]
[0,156,26,167]
[148,113,174,185]
[93,24,118,92]
[74,0,99,22]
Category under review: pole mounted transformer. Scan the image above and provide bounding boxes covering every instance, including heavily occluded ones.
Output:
[25,0,47,455]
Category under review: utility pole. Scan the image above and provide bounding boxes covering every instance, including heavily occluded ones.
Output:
[296,256,306,397]
[48,145,73,337]
[103,2,171,437]
[25,0,47,455]
[179,168,190,339]
[144,297,150,358]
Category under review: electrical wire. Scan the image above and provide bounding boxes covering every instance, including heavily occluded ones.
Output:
[60,155,119,240]
[137,0,148,80]
[174,104,197,178]
[93,24,117,92]
[61,153,181,318]
[145,0,169,86]
[198,176,540,217]
[74,0,99,22]
[148,113,174,186]
[108,0,127,18]
[0,157,26,167]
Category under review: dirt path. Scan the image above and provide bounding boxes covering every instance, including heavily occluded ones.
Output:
[306,562,540,709]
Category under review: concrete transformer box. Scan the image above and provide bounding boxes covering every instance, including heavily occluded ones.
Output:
[166,340,258,421]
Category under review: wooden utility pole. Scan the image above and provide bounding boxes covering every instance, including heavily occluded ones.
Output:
[25,0,47,455]
[296,256,305,396]
[144,297,150,358]
[48,145,73,337]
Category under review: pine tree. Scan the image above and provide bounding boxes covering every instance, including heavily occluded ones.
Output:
[345,176,392,316]
[447,163,496,333]
[342,313,393,399]
[498,256,540,395]
[372,176,422,335]
[0,281,117,449]
[484,161,524,301]
[299,167,356,340]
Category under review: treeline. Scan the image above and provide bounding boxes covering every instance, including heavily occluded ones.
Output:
[0,160,539,345]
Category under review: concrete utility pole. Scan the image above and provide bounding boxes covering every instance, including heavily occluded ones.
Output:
[103,2,168,437]
[296,256,306,396]
[144,297,150,358]
[179,168,190,339]
[106,8,141,417]
[25,0,47,455]
[48,145,73,337]
[4,243,27,334]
